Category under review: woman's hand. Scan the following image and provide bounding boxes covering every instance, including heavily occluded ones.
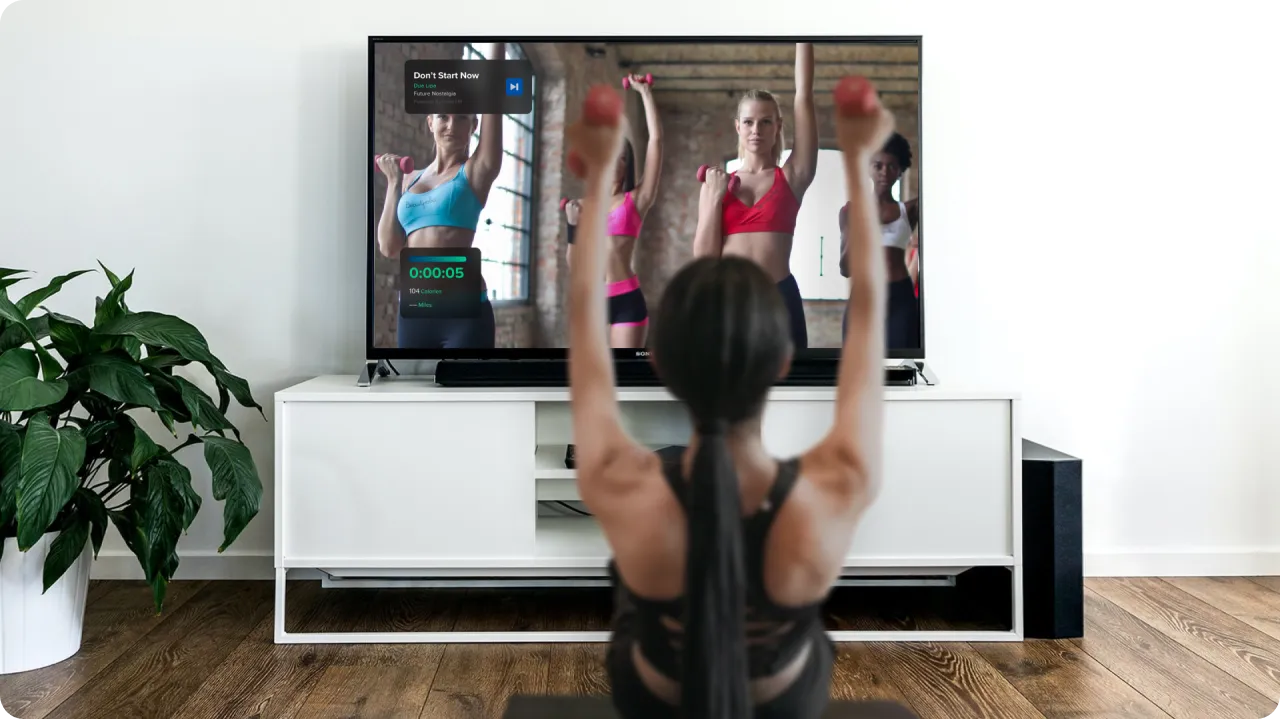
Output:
[625,74,652,97]
[700,166,731,202]
[833,78,895,157]
[565,199,582,225]
[376,154,404,185]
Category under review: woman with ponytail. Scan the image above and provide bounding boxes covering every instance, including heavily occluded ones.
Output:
[566,74,895,718]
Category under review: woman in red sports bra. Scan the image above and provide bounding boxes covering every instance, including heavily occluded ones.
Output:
[562,73,664,348]
[692,43,819,350]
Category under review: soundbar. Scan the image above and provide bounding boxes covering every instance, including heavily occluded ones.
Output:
[434,360,918,388]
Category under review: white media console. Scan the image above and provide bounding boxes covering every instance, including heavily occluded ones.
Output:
[273,375,1022,643]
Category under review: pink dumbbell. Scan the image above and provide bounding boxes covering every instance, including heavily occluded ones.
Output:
[622,73,654,90]
[559,197,570,212]
[697,164,740,193]
[374,154,414,174]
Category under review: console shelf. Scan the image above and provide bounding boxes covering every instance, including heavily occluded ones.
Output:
[274,375,1023,643]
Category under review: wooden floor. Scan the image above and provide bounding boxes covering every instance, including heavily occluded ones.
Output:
[2,577,1280,718]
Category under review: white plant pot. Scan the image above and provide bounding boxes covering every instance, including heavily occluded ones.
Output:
[0,532,92,675]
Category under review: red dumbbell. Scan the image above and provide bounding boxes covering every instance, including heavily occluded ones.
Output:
[374,154,414,174]
[559,197,570,212]
[697,164,740,193]
[622,73,654,90]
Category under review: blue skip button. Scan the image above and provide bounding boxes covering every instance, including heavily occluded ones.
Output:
[506,78,523,96]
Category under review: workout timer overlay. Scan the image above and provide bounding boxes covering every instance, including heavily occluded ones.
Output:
[371,41,922,350]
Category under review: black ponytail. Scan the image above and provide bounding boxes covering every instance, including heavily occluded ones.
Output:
[651,256,794,719]
[681,419,750,719]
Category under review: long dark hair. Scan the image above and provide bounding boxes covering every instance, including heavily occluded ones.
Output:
[618,139,637,193]
[650,256,794,719]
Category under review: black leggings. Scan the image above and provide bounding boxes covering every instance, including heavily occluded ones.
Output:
[396,297,496,349]
[606,623,837,719]
[777,274,809,350]
[844,277,920,350]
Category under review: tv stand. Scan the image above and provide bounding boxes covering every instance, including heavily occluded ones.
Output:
[273,376,1023,644]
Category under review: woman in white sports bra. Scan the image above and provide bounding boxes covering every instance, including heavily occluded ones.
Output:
[838,131,920,349]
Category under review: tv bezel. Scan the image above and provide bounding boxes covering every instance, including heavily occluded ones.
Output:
[366,34,924,361]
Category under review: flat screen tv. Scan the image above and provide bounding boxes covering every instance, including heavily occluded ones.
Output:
[366,36,924,368]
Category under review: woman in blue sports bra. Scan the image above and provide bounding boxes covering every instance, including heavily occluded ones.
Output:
[375,43,507,350]
[839,131,921,350]
[562,79,910,718]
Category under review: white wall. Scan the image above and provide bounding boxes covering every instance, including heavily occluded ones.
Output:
[1,0,1276,578]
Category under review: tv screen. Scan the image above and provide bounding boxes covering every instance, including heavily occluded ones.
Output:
[367,36,923,360]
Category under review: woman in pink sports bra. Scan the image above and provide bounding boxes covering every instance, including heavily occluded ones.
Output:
[563,73,664,349]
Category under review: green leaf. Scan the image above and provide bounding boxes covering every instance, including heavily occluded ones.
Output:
[121,336,142,361]
[17,270,92,317]
[0,349,68,412]
[97,262,123,291]
[93,269,133,327]
[154,458,200,531]
[147,373,192,425]
[0,269,28,281]
[108,454,128,487]
[108,505,145,576]
[75,354,161,410]
[42,516,89,592]
[0,314,49,353]
[0,423,22,530]
[173,376,232,434]
[139,461,184,582]
[131,425,160,471]
[202,436,261,552]
[81,419,117,450]
[152,568,170,613]
[47,312,92,358]
[80,391,120,418]
[33,343,63,382]
[208,365,264,417]
[16,415,85,549]
[140,350,188,372]
[73,488,108,557]
[0,293,38,346]
[156,410,177,437]
[95,312,218,366]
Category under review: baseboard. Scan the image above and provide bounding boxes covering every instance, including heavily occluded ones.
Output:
[1085,549,1280,577]
[89,550,275,580]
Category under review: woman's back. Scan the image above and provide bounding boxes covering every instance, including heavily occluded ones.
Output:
[599,450,859,716]
[562,75,897,719]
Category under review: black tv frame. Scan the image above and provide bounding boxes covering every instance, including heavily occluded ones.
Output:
[366,35,924,362]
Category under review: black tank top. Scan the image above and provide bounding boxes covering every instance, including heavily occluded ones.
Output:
[608,457,825,679]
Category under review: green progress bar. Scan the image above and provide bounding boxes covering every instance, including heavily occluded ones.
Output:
[409,256,467,263]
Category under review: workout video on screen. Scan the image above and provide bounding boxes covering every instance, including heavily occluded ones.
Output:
[371,40,922,352]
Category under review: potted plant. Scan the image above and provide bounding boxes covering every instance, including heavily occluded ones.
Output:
[0,264,264,674]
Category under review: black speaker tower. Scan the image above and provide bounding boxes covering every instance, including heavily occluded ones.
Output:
[1021,439,1084,639]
